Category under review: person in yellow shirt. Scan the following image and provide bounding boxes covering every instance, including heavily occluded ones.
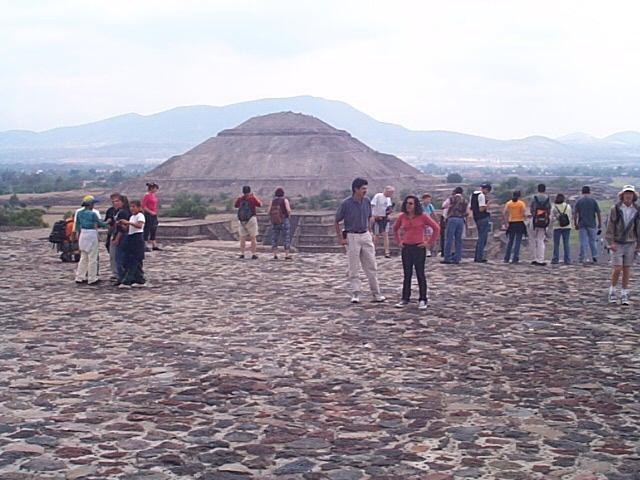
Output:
[503,191,528,263]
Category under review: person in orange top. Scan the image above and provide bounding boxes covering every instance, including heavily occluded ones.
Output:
[502,190,528,263]
[392,195,441,310]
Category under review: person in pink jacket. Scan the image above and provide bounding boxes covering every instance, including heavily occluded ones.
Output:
[393,195,440,310]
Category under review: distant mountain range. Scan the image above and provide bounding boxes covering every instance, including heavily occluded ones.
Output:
[1,95,639,166]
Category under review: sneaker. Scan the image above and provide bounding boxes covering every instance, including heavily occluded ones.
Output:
[272,255,278,260]
[118,283,132,289]
[531,261,539,265]
[152,246,162,251]
[608,290,617,304]
[551,259,559,265]
[426,251,432,257]
[131,282,147,288]
[251,255,258,260]
[592,257,598,263]
[350,293,360,304]
[418,300,428,310]
[621,292,630,305]
[238,254,245,259]
[87,279,101,286]
[284,256,293,261]
[538,262,547,266]
[440,260,452,264]
[75,280,85,284]
[373,294,386,303]
[395,300,409,308]
[384,253,391,259]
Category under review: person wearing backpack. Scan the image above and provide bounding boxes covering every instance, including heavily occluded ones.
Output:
[529,184,551,266]
[441,186,468,264]
[470,183,492,263]
[605,185,640,305]
[550,193,573,265]
[503,190,527,264]
[269,187,292,260]
[234,185,263,259]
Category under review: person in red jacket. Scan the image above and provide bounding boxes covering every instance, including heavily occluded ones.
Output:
[392,194,440,310]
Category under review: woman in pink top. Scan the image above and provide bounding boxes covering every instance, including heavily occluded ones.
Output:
[141,182,160,251]
[392,195,441,310]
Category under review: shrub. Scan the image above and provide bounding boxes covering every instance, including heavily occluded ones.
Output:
[446,173,463,183]
[0,206,46,227]
[164,192,208,219]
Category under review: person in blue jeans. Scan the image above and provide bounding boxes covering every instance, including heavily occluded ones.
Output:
[441,186,468,264]
[573,186,602,264]
[551,193,572,264]
[470,183,492,263]
[503,191,527,263]
[269,187,292,260]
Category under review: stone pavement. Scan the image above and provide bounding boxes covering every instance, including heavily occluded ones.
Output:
[0,233,639,480]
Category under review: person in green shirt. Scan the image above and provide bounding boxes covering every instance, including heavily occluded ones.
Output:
[74,195,107,285]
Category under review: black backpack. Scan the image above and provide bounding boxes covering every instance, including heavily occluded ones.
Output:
[555,205,571,227]
[237,198,253,222]
[470,192,480,217]
[48,220,67,244]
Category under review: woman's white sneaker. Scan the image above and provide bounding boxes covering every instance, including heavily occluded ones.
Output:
[418,300,428,310]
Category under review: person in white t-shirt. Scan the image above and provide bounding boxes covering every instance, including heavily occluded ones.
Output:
[371,186,395,258]
[117,200,147,287]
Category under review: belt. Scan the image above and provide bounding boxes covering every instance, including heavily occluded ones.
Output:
[346,230,367,234]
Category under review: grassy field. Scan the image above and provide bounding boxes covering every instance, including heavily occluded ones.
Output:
[609,177,640,189]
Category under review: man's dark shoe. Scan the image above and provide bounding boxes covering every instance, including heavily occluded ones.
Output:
[251,255,258,260]
[238,254,245,259]
[538,262,547,266]
[152,246,162,251]
[531,261,539,265]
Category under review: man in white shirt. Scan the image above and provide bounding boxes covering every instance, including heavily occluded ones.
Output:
[371,186,395,258]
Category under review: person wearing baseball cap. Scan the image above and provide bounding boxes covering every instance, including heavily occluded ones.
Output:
[605,185,640,305]
[74,194,107,285]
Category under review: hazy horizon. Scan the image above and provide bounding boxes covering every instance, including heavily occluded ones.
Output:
[2,0,640,139]
[2,95,640,142]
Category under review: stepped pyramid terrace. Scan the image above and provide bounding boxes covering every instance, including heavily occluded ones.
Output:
[0,227,638,479]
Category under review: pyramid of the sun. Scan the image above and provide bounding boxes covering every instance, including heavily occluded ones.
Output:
[134,111,425,197]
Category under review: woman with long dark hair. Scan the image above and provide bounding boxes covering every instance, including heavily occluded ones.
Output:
[392,195,440,310]
[503,190,527,263]
[142,182,160,251]
[551,193,572,264]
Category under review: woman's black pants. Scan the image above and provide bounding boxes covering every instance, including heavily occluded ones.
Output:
[401,244,427,302]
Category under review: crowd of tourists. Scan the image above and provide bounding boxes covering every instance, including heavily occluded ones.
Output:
[72,182,160,288]
[70,177,640,307]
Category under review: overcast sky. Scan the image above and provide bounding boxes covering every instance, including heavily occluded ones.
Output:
[2,0,640,138]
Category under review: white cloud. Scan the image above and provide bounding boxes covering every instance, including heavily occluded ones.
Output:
[1,0,639,138]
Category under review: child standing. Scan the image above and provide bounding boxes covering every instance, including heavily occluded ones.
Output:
[74,195,107,285]
[118,200,146,288]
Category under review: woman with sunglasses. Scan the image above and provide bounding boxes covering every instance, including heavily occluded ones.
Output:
[392,195,440,310]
